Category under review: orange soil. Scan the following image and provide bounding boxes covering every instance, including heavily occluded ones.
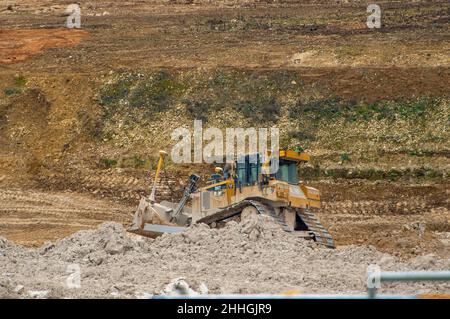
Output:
[0,28,89,64]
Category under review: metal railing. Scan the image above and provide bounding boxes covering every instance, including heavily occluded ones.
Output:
[367,270,450,298]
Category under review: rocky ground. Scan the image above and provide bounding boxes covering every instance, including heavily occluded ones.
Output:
[1,220,449,299]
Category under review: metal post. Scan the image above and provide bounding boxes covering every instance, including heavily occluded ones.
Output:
[367,270,450,298]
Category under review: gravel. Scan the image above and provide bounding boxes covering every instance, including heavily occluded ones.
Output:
[0,217,449,298]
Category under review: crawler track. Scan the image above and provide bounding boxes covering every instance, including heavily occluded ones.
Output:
[197,199,335,248]
[296,208,335,248]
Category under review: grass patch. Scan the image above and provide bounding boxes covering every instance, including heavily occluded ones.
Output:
[340,153,350,163]
[99,74,136,106]
[287,130,316,142]
[4,87,22,96]
[97,70,448,174]
[299,165,445,181]
[289,97,440,123]
[117,155,149,169]
[99,71,185,117]
[100,158,117,168]
[234,96,280,122]
[132,155,146,168]
[128,70,184,112]
[182,99,214,122]
[14,75,27,87]
[99,69,302,124]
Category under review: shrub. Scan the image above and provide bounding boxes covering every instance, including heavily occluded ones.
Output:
[288,97,440,123]
[14,75,27,87]
[4,87,21,96]
[234,96,280,122]
[99,76,135,106]
[182,99,212,121]
[132,155,146,168]
[128,71,182,112]
[101,158,117,168]
[340,153,350,163]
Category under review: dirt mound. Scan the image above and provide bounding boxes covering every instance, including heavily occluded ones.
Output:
[0,236,31,259]
[40,222,139,263]
[0,236,17,251]
[1,220,449,298]
[0,29,89,64]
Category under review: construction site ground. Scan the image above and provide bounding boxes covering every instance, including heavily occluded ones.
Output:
[0,1,449,297]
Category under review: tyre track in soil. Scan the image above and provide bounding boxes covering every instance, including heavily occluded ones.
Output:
[319,199,450,258]
[39,170,183,204]
[1,169,449,257]
[0,188,133,247]
[0,166,194,247]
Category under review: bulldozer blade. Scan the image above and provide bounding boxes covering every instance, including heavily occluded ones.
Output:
[134,223,187,238]
[129,197,191,238]
[129,197,173,232]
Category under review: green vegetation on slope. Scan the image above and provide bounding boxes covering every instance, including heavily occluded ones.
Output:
[96,69,449,180]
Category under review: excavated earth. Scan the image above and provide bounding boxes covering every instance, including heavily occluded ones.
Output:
[1,218,449,299]
[1,0,449,298]
[0,29,89,64]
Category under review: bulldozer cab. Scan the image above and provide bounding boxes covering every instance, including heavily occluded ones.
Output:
[193,150,312,218]
[233,150,307,187]
[234,154,262,187]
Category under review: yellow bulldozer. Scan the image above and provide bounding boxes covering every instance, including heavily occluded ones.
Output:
[129,149,334,248]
